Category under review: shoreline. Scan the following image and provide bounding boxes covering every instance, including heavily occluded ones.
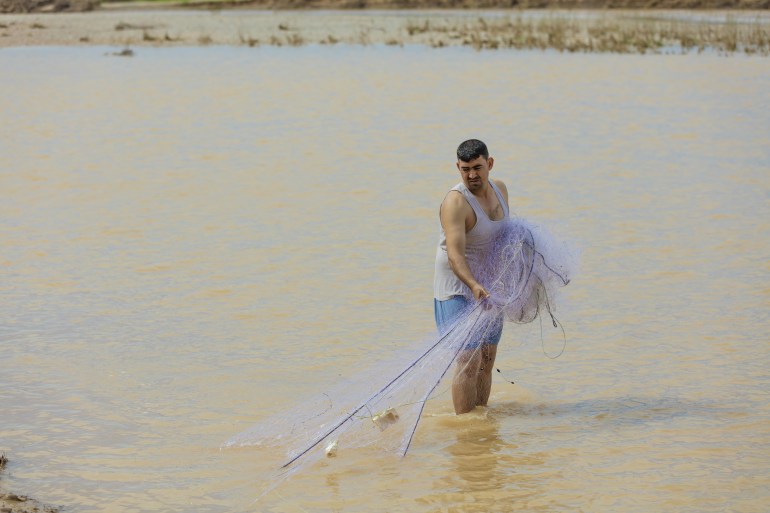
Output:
[1,8,769,53]
[6,0,770,12]
[0,455,59,513]
[0,493,59,513]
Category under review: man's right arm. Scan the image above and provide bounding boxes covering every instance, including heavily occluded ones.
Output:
[440,192,489,301]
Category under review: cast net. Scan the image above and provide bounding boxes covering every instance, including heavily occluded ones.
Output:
[222,217,575,498]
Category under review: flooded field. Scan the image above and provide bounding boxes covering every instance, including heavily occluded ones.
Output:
[1,38,769,512]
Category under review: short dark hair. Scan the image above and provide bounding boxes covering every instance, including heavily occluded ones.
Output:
[456,139,489,162]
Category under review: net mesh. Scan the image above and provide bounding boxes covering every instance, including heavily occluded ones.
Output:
[222,217,575,498]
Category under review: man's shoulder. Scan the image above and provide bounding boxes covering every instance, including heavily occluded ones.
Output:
[442,188,468,207]
[440,187,472,218]
[492,179,507,191]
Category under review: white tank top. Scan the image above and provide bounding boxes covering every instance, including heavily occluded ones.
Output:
[433,181,510,300]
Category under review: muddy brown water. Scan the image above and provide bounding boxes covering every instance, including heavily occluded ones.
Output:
[1,43,769,512]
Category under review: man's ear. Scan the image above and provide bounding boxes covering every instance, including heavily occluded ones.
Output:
[487,156,494,170]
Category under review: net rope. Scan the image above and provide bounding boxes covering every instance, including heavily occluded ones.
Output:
[222,217,575,499]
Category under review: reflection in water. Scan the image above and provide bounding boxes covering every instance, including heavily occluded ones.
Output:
[492,395,748,431]
[448,414,507,492]
[420,411,554,513]
[324,469,343,513]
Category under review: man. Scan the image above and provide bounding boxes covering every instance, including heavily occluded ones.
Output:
[433,139,509,414]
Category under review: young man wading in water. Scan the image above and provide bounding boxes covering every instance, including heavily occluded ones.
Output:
[433,139,509,414]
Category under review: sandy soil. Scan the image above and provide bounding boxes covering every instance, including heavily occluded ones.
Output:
[0,9,421,47]
[1,8,768,50]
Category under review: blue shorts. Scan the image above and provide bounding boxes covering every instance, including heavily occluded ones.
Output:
[434,295,503,348]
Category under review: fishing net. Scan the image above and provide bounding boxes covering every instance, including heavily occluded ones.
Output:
[222,217,575,498]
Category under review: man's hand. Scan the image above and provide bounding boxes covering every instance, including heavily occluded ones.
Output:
[471,283,490,301]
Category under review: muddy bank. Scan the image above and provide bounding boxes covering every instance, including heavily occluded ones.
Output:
[0,493,58,513]
[0,0,96,13]
[0,455,59,513]
[188,0,770,9]
[3,0,769,13]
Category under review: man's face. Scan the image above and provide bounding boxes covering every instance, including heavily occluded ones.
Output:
[457,156,494,193]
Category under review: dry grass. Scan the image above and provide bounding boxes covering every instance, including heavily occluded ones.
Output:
[238,31,259,46]
[227,16,770,54]
[406,14,770,54]
[285,32,304,45]
[115,21,157,31]
[321,34,340,44]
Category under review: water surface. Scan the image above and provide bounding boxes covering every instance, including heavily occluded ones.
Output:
[1,45,769,512]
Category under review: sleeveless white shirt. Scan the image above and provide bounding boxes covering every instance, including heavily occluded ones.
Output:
[433,181,510,300]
